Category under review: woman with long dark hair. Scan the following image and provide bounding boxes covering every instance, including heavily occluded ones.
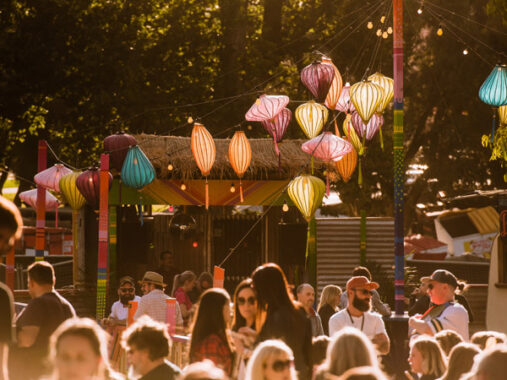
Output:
[232,279,257,331]
[189,288,235,376]
[251,263,312,380]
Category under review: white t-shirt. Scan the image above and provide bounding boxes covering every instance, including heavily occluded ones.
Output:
[423,302,469,341]
[328,309,387,339]
[110,296,141,321]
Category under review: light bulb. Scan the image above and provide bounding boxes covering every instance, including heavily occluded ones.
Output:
[230,183,236,193]
[282,201,289,212]
[192,241,198,248]
[180,183,186,191]
[387,27,393,34]
[376,29,382,37]
[437,26,443,36]
[417,7,423,14]
[167,163,173,171]
[463,48,469,55]
[380,16,386,24]
[382,31,388,39]
[247,125,252,130]
[187,116,194,124]
[367,21,373,29]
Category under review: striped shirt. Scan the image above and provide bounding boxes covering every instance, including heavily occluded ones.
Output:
[422,302,469,341]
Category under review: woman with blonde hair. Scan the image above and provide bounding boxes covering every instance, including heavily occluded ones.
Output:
[245,339,297,380]
[409,336,447,380]
[317,285,342,336]
[438,343,480,380]
[315,327,378,379]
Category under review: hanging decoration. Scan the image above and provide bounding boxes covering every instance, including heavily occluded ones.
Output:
[287,175,326,222]
[367,72,393,149]
[121,145,156,225]
[34,164,73,193]
[335,146,358,183]
[479,64,507,142]
[295,101,328,139]
[351,111,384,141]
[191,122,216,209]
[335,83,356,114]
[350,80,384,124]
[300,61,335,103]
[301,132,353,195]
[322,56,343,110]
[76,168,113,210]
[342,114,364,185]
[245,95,289,122]
[19,189,59,210]
[103,132,138,172]
[228,131,252,202]
[261,108,291,157]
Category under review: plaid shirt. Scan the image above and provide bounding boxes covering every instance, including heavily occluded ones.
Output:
[190,334,233,375]
[134,289,183,326]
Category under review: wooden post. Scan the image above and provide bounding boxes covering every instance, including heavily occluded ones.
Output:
[96,154,110,320]
[35,140,47,261]
[5,247,14,290]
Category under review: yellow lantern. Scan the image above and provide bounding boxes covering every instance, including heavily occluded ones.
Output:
[228,131,252,202]
[499,105,507,125]
[287,174,326,222]
[367,72,394,114]
[342,114,363,154]
[322,57,343,110]
[335,147,357,183]
[295,101,328,139]
[191,122,216,209]
[350,81,383,123]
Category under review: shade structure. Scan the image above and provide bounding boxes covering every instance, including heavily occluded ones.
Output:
[295,101,328,139]
[191,123,216,209]
[499,105,507,125]
[342,114,363,154]
[76,168,113,209]
[367,72,394,113]
[335,146,358,183]
[287,174,325,222]
[301,61,335,103]
[103,132,138,172]
[34,164,73,193]
[59,172,86,210]
[335,83,356,114]
[351,111,384,141]
[19,189,59,210]
[350,81,384,123]
[261,108,291,156]
[228,131,252,202]
[120,145,155,190]
[479,64,507,107]
[322,57,343,110]
[245,95,290,122]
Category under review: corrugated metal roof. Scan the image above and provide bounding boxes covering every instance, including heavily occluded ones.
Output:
[467,206,499,234]
[316,217,394,296]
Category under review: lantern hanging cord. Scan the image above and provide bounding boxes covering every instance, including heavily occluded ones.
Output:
[0,167,37,187]
[45,142,79,171]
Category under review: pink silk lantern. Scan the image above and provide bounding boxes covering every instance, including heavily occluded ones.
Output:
[34,164,73,193]
[335,83,356,114]
[19,189,60,226]
[245,95,289,122]
[301,61,335,103]
[351,111,384,141]
[301,132,354,195]
[261,108,291,157]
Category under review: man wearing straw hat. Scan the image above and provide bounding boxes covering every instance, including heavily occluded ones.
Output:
[134,271,183,330]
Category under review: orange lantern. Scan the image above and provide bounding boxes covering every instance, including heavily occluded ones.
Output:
[191,123,216,209]
[228,131,252,202]
[323,56,343,110]
[335,146,358,182]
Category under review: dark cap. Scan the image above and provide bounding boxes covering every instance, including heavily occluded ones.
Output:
[422,269,458,288]
[119,276,135,287]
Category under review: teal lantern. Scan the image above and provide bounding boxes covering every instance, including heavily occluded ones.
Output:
[121,145,155,224]
[479,64,507,143]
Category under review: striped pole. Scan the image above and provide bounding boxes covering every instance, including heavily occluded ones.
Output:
[108,206,117,295]
[393,0,405,315]
[96,154,110,320]
[35,140,47,261]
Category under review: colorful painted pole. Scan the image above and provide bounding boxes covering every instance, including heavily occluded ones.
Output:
[306,218,317,289]
[96,154,110,320]
[35,140,47,261]
[108,206,117,294]
[393,0,405,315]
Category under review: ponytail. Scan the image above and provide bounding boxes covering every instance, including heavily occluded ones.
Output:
[171,271,196,296]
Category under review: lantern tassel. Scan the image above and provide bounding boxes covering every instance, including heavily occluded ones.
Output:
[379,125,384,151]
[274,138,280,156]
[205,178,209,210]
[326,170,330,196]
[490,111,497,143]
[358,159,363,186]
[139,195,143,226]
[55,203,59,228]
[240,179,244,203]
[311,156,314,174]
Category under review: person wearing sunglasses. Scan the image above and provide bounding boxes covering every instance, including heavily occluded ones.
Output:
[103,276,141,327]
[328,276,390,355]
[245,339,297,380]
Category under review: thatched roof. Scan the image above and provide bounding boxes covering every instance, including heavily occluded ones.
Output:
[136,134,327,180]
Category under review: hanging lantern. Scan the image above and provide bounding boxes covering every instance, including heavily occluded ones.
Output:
[228,131,252,202]
[322,57,343,110]
[301,132,353,195]
[191,123,216,209]
[335,146,358,183]
[287,175,326,222]
[295,101,328,139]
[335,83,356,114]
[350,81,383,123]
[245,95,289,122]
[367,72,394,114]
[59,172,86,210]
[499,105,507,125]
[19,189,59,210]
[351,111,384,141]
[76,168,113,209]
[300,61,335,103]
[261,108,291,156]
[342,114,363,154]
[120,146,155,189]
[479,64,507,107]
[103,132,138,172]
[34,164,73,193]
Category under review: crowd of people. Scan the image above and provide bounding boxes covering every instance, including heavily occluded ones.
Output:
[1,197,507,380]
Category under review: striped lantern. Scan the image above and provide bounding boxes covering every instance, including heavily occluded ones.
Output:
[245,95,289,122]
[295,101,328,139]
[191,123,216,209]
[287,174,326,222]
[19,189,59,210]
[335,146,358,183]
[76,168,113,210]
[350,81,384,123]
[300,61,335,103]
[261,108,291,157]
[34,164,73,193]
[351,111,384,141]
[103,132,138,172]
[367,72,394,114]
[342,114,363,154]
[479,64,507,107]
[335,83,356,114]
[120,146,155,190]
[499,105,507,125]
[228,131,252,202]
[322,57,343,110]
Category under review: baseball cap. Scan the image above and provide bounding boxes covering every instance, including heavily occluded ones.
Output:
[119,276,135,287]
[421,269,458,288]
[346,276,379,291]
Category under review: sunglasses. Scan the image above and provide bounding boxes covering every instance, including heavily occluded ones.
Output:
[237,296,256,306]
[353,288,373,296]
[120,288,135,293]
[268,359,293,372]
[428,283,435,290]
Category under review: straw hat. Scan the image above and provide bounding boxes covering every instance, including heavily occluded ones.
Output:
[139,271,166,287]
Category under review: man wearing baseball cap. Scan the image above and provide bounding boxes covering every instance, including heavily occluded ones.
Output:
[329,276,390,354]
[409,269,469,341]
[103,276,141,326]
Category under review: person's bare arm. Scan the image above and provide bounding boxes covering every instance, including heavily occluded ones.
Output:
[371,332,390,355]
[408,317,433,336]
[0,344,9,380]
[17,325,40,348]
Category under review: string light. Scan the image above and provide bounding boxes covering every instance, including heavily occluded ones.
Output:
[437,25,443,36]
[387,27,393,34]
[463,48,469,55]
[380,16,386,24]
[167,163,173,171]
[192,241,198,248]
[417,6,423,14]
[187,116,194,124]
[367,21,373,29]
[282,201,289,212]
[230,183,236,193]
[376,29,382,37]
[382,31,388,39]
[180,182,186,191]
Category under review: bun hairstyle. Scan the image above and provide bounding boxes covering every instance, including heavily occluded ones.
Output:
[456,281,467,294]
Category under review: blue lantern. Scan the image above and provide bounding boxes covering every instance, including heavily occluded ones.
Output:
[479,65,507,107]
[121,145,155,224]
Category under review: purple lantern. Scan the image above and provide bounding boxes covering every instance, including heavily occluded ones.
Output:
[76,168,113,209]
[351,112,384,141]
[300,61,335,103]
[245,95,289,122]
[261,108,291,156]
[103,132,138,172]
